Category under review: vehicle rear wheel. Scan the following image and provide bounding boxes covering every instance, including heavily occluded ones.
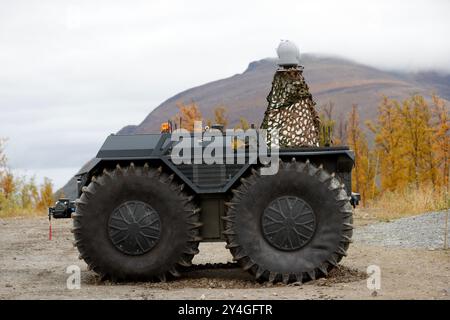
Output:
[72,163,202,281]
[223,158,353,283]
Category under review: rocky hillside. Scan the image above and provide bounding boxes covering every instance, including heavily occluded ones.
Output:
[119,54,450,134]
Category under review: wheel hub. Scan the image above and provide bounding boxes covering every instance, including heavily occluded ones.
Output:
[108,200,161,255]
[261,196,316,251]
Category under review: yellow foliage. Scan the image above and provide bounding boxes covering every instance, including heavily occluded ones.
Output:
[173,101,203,132]
[398,95,435,187]
[205,106,230,129]
[0,139,54,217]
[234,117,250,130]
[318,102,336,146]
[213,106,229,128]
[346,105,376,206]
[0,171,15,199]
[368,95,449,195]
[431,95,450,191]
[368,97,408,191]
[36,178,53,212]
[366,94,450,216]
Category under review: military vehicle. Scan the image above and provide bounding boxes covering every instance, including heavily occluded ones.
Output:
[50,41,359,284]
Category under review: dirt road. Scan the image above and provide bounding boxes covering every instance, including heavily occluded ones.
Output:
[0,216,449,300]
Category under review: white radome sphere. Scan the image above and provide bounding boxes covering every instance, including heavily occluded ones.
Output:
[277,40,300,67]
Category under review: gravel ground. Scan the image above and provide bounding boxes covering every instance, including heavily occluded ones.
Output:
[1,213,449,299]
[354,210,450,249]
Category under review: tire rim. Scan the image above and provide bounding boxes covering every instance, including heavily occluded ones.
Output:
[261,196,316,251]
[108,200,161,255]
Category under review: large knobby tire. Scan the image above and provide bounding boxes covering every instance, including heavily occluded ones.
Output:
[223,158,353,284]
[72,163,202,282]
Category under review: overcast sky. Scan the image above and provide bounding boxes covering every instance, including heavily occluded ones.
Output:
[1,0,449,189]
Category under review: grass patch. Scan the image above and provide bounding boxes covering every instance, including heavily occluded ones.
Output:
[0,208,47,219]
[365,185,450,221]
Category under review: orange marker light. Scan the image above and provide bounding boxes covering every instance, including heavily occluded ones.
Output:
[160,122,171,133]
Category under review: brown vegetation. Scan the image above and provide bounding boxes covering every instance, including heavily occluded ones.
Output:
[325,94,450,217]
[0,139,54,218]
[173,102,243,131]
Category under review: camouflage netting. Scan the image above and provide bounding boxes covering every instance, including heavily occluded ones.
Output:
[261,67,320,148]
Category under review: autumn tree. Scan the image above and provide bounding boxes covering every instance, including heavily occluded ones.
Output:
[0,138,8,198]
[397,95,436,188]
[0,138,8,211]
[36,178,54,211]
[335,113,348,146]
[346,105,376,205]
[318,102,336,146]
[0,171,15,199]
[367,97,408,191]
[234,117,250,130]
[430,94,450,191]
[0,170,19,213]
[205,106,230,129]
[367,94,449,194]
[213,106,229,128]
[20,178,39,209]
[173,101,203,132]
[0,138,54,216]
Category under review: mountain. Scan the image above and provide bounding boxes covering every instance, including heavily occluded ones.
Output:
[118,54,450,135]
[60,54,450,199]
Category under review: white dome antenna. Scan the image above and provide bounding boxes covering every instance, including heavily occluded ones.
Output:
[276,40,300,67]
